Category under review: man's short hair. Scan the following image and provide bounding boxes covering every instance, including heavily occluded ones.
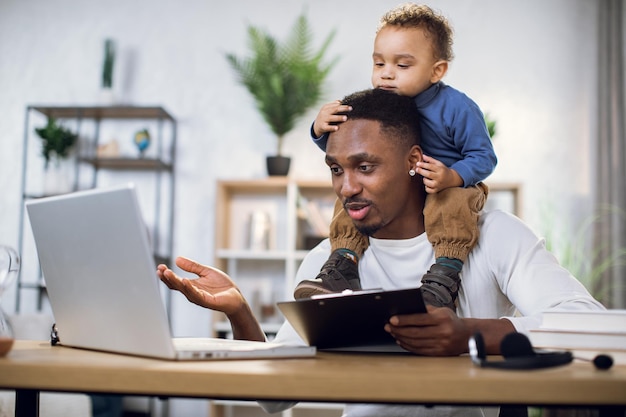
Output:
[338,88,421,149]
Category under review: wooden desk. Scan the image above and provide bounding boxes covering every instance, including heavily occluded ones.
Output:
[2,340,626,417]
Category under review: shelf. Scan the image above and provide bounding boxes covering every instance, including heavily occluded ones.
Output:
[17,282,46,290]
[294,250,314,260]
[216,249,313,262]
[79,157,173,171]
[29,105,175,121]
[23,191,75,199]
[216,249,290,260]
[216,177,335,194]
[17,104,177,313]
[217,248,313,259]
[213,320,283,336]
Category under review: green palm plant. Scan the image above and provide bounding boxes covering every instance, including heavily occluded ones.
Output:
[226,14,337,156]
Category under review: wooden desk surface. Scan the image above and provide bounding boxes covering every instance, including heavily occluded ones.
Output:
[2,340,626,407]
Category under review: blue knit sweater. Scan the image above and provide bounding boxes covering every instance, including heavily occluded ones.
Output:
[312,82,497,186]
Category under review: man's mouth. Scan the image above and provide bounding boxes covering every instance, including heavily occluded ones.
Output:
[345,202,370,221]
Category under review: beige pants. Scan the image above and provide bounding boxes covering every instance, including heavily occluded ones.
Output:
[423,183,488,262]
[329,183,489,262]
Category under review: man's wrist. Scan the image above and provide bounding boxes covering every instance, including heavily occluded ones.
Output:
[228,301,265,341]
[464,318,516,355]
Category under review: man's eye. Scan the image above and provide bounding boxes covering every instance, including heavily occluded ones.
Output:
[330,166,343,175]
[374,62,384,67]
[358,164,374,172]
[398,64,410,69]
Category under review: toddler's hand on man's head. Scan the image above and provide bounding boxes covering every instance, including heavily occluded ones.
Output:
[313,100,352,138]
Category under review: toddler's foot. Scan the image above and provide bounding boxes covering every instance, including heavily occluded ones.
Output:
[420,263,461,310]
[294,249,361,299]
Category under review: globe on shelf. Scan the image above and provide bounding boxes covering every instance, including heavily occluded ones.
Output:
[133,128,151,157]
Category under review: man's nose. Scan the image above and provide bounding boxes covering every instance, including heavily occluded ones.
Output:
[339,172,361,197]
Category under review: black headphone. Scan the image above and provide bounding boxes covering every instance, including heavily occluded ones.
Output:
[469,332,614,370]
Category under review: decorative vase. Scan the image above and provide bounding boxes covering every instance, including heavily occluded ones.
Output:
[266,156,291,176]
[43,158,74,195]
[99,87,116,105]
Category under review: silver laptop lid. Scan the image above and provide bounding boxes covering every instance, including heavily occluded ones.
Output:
[26,184,177,359]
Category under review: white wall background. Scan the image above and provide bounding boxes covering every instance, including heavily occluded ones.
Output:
[0,0,601,414]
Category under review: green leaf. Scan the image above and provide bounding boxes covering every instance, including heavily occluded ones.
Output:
[225,13,338,155]
[35,118,78,169]
[484,113,497,139]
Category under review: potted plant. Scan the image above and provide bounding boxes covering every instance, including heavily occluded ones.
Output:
[226,14,337,176]
[35,117,78,193]
[35,117,78,169]
[484,113,497,139]
[102,39,115,89]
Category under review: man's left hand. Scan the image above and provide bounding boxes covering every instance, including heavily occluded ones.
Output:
[384,305,472,356]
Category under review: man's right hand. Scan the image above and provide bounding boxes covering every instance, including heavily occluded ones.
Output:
[158,257,266,341]
[312,100,352,138]
[157,256,245,316]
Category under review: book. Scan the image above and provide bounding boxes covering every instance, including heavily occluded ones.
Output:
[529,328,626,351]
[540,309,626,333]
[530,310,626,366]
[296,192,331,237]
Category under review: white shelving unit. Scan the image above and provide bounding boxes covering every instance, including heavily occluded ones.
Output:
[212,177,340,417]
[213,178,336,329]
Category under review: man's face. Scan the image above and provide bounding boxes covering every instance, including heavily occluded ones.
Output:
[325,119,423,239]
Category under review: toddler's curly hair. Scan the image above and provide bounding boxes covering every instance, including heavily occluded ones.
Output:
[378,3,454,62]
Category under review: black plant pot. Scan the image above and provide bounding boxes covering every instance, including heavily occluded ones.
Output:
[266,156,291,176]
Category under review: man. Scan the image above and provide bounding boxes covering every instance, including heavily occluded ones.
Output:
[158,89,604,417]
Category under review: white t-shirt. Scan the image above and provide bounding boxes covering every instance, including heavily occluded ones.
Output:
[265,210,605,417]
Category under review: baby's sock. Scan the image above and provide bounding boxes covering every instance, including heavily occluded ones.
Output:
[435,257,463,272]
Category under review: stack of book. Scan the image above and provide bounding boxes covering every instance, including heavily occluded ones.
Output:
[296,192,334,241]
[529,309,626,365]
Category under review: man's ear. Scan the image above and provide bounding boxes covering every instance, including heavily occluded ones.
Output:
[408,145,423,170]
[430,60,448,83]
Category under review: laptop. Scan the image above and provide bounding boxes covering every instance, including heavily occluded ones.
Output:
[277,287,426,351]
[25,184,315,360]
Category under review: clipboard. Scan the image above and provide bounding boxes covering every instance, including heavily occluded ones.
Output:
[277,287,427,350]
